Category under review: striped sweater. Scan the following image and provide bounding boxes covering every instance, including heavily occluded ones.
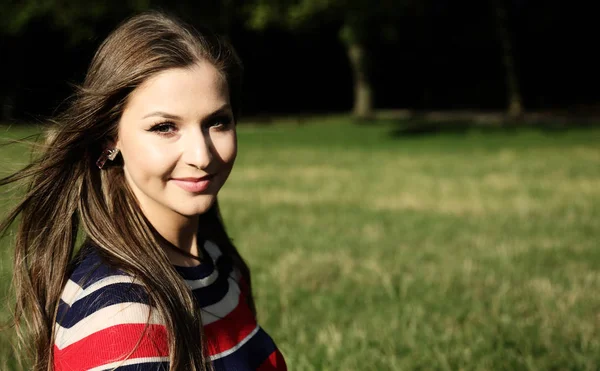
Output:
[54,240,287,370]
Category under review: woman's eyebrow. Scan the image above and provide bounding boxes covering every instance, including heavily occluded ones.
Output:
[142,104,232,121]
[209,104,232,116]
[142,111,183,120]
[201,105,234,123]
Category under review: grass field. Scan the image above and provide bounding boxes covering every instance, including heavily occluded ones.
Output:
[1,117,600,370]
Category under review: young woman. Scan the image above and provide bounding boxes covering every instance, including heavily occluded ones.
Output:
[1,11,287,371]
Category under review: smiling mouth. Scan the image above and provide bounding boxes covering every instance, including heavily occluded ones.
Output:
[171,175,215,193]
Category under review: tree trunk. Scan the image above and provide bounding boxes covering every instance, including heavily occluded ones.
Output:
[492,0,523,119]
[340,23,374,119]
[1,94,15,121]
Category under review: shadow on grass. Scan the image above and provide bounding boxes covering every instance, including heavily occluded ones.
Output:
[356,110,600,138]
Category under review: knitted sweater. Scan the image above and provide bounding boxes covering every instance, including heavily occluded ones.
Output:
[53,241,286,370]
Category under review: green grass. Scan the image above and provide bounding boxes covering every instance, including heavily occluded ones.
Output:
[2,117,600,370]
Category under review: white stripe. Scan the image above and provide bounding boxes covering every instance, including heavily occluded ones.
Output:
[87,356,169,371]
[200,277,241,325]
[184,268,219,290]
[209,325,260,361]
[60,279,83,306]
[54,302,163,349]
[204,240,222,261]
[185,263,241,291]
[60,275,137,306]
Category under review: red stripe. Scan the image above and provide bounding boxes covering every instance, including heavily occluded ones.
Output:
[54,324,168,370]
[257,350,288,371]
[203,291,257,357]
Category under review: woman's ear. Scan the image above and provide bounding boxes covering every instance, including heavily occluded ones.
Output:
[96,148,120,169]
[107,136,119,151]
[96,138,121,169]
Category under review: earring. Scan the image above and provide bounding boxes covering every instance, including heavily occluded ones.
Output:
[96,148,120,169]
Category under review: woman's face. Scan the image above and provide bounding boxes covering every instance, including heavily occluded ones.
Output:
[115,62,236,223]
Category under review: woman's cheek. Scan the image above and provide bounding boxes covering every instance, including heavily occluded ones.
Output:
[213,131,237,163]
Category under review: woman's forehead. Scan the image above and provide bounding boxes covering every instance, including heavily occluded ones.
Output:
[123,63,230,119]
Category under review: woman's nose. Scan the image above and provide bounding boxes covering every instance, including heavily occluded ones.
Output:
[182,129,213,170]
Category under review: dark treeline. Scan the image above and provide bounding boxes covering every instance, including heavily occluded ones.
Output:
[0,0,598,123]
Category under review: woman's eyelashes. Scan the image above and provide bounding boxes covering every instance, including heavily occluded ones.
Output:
[148,121,178,137]
[206,115,234,131]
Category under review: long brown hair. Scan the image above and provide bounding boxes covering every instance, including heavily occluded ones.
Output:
[0,11,253,370]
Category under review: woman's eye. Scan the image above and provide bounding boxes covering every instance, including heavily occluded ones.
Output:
[148,122,177,136]
[208,116,233,130]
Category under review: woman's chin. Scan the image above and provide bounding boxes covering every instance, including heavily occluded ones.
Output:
[174,197,217,217]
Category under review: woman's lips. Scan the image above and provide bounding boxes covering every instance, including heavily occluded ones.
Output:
[171,175,214,193]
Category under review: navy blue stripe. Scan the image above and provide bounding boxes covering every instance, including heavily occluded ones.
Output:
[173,260,214,280]
[98,361,169,370]
[56,282,149,328]
[190,258,234,308]
[176,251,230,280]
[211,328,278,371]
[70,249,125,289]
[172,238,225,280]
[213,253,233,276]
[56,299,70,324]
[246,328,279,369]
[191,274,230,308]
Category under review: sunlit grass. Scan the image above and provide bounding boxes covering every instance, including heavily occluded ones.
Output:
[2,118,600,370]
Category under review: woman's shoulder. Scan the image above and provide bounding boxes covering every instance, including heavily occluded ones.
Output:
[54,244,168,370]
[60,244,143,304]
[60,239,225,308]
[56,244,157,335]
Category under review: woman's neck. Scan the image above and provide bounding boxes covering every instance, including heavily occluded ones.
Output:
[148,212,204,267]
